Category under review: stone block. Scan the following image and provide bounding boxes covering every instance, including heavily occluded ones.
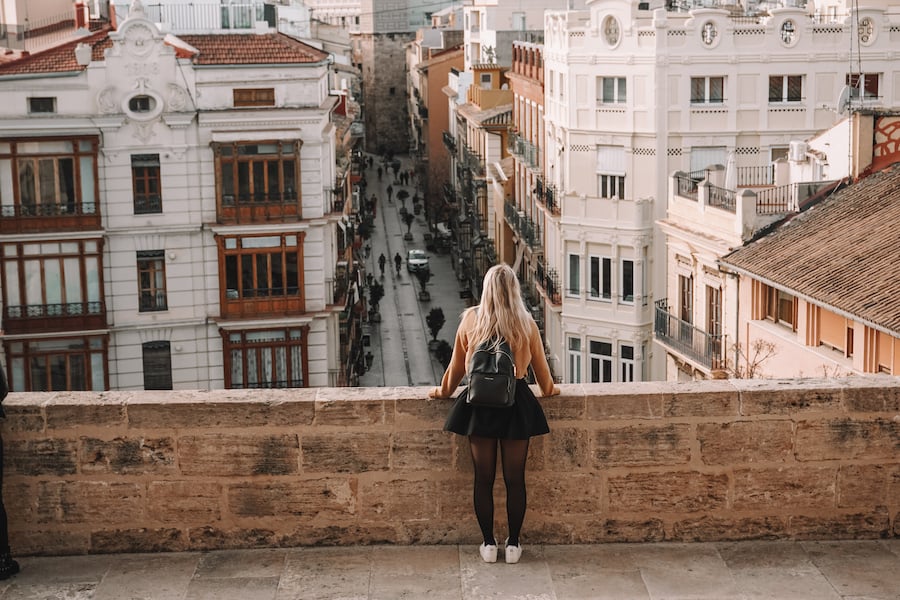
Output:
[127,391,316,429]
[663,381,739,417]
[301,432,389,473]
[178,433,300,477]
[3,481,33,524]
[436,477,470,520]
[36,481,144,525]
[671,515,788,542]
[586,385,664,420]
[148,481,222,523]
[6,438,77,476]
[391,430,452,470]
[528,473,601,516]
[796,418,900,461]
[788,508,890,539]
[544,427,590,471]
[837,464,888,508]
[541,390,585,420]
[45,393,126,429]
[359,478,438,521]
[314,399,390,426]
[735,379,843,415]
[227,478,356,519]
[401,519,480,545]
[395,396,452,424]
[841,378,900,411]
[2,405,45,433]
[11,529,90,556]
[732,466,837,510]
[516,519,573,544]
[188,526,277,551]
[697,421,793,465]
[593,424,692,468]
[80,436,176,474]
[278,522,400,547]
[608,471,729,513]
[90,527,188,553]
[571,517,666,543]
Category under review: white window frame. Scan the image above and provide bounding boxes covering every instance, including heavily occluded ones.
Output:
[690,76,725,104]
[620,258,635,303]
[596,145,626,200]
[589,340,613,383]
[597,76,626,104]
[567,253,580,297]
[768,75,803,103]
[568,337,582,383]
[588,255,612,301]
[620,343,635,382]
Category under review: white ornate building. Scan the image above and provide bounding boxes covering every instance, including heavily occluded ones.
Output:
[0,2,355,391]
[542,0,900,383]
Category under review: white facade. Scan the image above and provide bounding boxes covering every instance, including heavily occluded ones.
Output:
[0,6,345,391]
[542,0,900,383]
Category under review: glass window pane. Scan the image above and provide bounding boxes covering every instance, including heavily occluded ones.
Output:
[787,76,802,101]
[768,76,781,102]
[690,78,704,103]
[709,77,724,102]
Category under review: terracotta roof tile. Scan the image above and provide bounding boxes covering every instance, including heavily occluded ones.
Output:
[176,33,328,65]
[0,30,326,77]
[721,163,900,334]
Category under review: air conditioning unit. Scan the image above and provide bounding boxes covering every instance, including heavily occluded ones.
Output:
[788,141,808,162]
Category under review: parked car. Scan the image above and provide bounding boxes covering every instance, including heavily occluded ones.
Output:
[406,249,429,273]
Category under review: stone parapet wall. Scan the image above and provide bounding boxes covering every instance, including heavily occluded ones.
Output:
[3,377,899,556]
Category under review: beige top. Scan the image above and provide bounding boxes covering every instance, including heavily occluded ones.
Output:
[431,308,559,398]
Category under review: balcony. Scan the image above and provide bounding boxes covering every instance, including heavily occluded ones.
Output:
[461,144,485,177]
[442,131,456,153]
[507,131,542,171]
[654,299,724,371]
[3,301,106,335]
[504,201,541,250]
[535,257,561,305]
[217,192,301,224]
[542,183,560,216]
[0,201,101,234]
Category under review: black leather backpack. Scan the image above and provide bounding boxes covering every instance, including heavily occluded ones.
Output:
[466,338,516,408]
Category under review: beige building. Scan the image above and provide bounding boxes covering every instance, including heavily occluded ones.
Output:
[0,2,359,391]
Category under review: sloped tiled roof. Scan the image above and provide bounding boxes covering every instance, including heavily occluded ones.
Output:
[176,33,328,65]
[721,163,900,334]
[0,30,327,77]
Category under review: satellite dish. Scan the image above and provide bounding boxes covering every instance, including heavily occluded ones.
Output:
[836,85,850,114]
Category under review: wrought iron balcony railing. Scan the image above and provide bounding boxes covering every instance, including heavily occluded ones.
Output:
[654,299,724,370]
[504,202,541,250]
[442,131,456,153]
[535,257,561,305]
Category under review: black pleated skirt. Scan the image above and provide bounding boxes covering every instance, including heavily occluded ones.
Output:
[443,379,550,440]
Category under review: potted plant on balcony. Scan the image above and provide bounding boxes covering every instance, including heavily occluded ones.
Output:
[425,307,445,351]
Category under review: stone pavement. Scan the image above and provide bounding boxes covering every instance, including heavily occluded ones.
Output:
[357,153,469,389]
[2,539,899,599]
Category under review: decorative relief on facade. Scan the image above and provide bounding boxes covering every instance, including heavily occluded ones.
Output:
[98,87,118,113]
[633,148,655,156]
[570,144,591,152]
[124,23,156,58]
[780,19,797,47]
[700,21,718,47]
[167,84,189,111]
[132,121,158,143]
[857,17,876,45]
[734,147,759,155]
[667,148,682,156]
[602,16,620,47]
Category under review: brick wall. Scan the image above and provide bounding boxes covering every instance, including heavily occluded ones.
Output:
[3,377,899,556]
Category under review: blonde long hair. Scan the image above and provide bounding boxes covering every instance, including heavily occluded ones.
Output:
[468,263,532,351]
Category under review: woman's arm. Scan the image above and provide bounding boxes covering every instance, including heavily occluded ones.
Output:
[529,320,560,397]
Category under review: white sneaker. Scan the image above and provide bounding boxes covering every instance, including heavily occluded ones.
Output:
[479,543,498,563]
[504,539,522,564]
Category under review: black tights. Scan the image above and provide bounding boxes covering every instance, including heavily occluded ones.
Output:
[469,435,529,547]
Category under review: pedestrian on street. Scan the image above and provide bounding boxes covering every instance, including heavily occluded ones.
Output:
[429,264,559,566]
[394,252,402,275]
[387,184,393,202]
[365,243,371,259]
[378,253,386,277]
[377,166,382,180]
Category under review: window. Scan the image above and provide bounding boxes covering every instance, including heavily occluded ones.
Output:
[846,73,879,100]
[2,138,99,217]
[28,97,56,114]
[765,286,796,329]
[567,253,580,296]
[1,240,103,321]
[597,77,626,104]
[596,146,626,199]
[568,337,582,383]
[768,75,802,103]
[679,275,693,323]
[142,341,172,390]
[513,12,526,30]
[480,73,492,89]
[621,259,634,303]
[5,336,107,391]
[221,233,303,305]
[589,256,612,300]
[589,340,613,383]
[128,95,154,113]
[620,344,635,382]
[233,88,275,107]
[214,141,299,206]
[131,154,161,214]
[137,250,167,312]
[690,76,724,104]
[224,327,308,389]
[770,147,789,162]
[706,285,722,336]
